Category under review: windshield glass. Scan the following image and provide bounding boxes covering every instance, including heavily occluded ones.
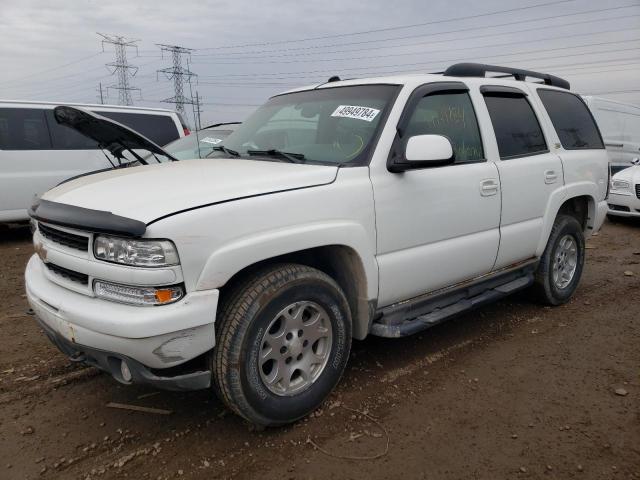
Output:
[211,84,399,165]
[164,128,235,160]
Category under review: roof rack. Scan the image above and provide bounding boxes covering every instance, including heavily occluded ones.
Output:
[443,63,570,90]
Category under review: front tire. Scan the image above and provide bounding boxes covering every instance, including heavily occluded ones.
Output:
[212,264,352,426]
[531,214,585,305]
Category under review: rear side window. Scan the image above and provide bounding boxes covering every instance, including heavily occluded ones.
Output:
[404,91,484,163]
[483,94,548,159]
[538,90,604,150]
[95,111,180,146]
[45,111,99,150]
[0,108,52,150]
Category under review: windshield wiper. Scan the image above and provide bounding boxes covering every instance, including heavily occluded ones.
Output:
[211,145,241,157]
[246,149,305,163]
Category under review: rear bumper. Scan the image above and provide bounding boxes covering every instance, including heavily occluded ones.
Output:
[25,254,219,373]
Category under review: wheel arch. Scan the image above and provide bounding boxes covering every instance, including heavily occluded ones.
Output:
[215,245,373,340]
[536,183,598,256]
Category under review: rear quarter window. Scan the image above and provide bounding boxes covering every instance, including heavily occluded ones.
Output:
[94,111,180,146]
[537,90,604,150]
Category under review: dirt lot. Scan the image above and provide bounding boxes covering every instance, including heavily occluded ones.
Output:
[0,220,638,480]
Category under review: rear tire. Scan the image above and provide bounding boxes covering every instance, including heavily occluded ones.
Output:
[212,264,351,426]
[530,214,585,305]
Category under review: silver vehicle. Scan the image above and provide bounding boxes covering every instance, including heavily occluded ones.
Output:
[0,100,186,222]
[163,122,240,160]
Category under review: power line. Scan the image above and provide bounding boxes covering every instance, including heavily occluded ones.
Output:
[190,44,640,83]
[97,33,141,106]
[0,52,104,86]
[197,0,576,50]
[192,37,640,66]
[586,89,640,95]
[193,7,640,59]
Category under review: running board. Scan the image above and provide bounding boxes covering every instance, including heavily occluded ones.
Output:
[370,271,534,338]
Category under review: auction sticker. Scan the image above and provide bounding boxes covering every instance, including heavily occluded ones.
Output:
[200,137,223,145]
[331,105,380,122]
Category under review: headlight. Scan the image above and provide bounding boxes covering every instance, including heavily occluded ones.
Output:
[94,280,184,306]
[611,179,631,191]
[93,235,179,267]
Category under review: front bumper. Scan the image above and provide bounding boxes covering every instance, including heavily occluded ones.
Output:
[608,191,640,218]
[36,315,211,391]
[25,255,219,389]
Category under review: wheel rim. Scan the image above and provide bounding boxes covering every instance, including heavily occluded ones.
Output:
[258,301,333,396]
[552,234,578,289]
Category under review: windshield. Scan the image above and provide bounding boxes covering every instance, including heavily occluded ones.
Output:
[164,128,235,160]
[211,84,399,165]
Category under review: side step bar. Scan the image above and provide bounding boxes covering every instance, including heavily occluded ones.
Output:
[370,271,534,338]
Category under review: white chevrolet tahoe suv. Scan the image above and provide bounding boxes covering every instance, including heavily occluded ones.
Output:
[25,63,609,426]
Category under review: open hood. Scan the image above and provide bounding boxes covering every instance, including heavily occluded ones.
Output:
[53,106,177,162]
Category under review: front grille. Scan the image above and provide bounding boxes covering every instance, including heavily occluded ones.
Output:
[39,224,89,251]
[635,184,640,200]
[45,263,89,285]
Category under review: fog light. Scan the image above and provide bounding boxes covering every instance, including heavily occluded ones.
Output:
[93,280,184,306]
[120,360,132,382]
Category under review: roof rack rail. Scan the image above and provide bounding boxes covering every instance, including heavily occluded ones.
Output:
[443,63,570,90]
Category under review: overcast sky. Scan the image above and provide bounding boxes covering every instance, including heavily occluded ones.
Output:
[1,0,638,126]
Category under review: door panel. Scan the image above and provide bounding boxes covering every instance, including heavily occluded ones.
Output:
[373,86,501,307]
[479,89,563,269]
[493,152,563,268]
[374,161,501,307]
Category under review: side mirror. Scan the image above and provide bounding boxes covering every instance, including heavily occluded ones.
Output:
[632,157,640,166]
[390,134,454,172]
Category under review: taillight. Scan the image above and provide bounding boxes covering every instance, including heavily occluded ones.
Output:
[183,128,190,136]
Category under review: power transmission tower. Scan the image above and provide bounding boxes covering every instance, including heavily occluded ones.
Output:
[156,44,196,117]
[98,33,140,106]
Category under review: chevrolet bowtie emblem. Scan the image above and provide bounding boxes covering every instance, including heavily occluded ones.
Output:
[34,242,48,262]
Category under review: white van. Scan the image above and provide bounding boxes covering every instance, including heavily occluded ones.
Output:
[582,96,640,174]
[0,101,187,223]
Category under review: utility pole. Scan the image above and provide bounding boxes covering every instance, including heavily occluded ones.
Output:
[156,44,196,118]
[195,91,203,130]
[98,33,140,106]
[97,82,105,104]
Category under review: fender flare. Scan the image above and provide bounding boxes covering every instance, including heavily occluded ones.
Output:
[536,182,598,256]
[194,221,378,338]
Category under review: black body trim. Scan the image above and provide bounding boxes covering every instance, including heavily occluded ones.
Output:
[479,85,527,96]
[444,63,570,90]
[371,262,537,338]
[39,223,89,251]
[30,199,146,237]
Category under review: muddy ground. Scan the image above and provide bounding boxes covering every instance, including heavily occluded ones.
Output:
[0,220,638,480]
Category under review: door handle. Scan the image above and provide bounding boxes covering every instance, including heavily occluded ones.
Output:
[480,179,499,196]
[544,170,558,184]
